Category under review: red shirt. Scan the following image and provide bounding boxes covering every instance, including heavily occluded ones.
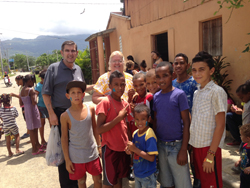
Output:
[96,95,133,151]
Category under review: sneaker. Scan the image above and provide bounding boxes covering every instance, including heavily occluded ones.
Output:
[21,133,30,139]
[127,167,135,181]
[226,141,241,146]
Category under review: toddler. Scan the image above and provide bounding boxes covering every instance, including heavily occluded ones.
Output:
[0,94,24,157]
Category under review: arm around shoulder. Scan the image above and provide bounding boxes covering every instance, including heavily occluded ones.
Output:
[92,91,106,105]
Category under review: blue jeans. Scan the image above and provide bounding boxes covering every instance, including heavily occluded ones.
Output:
[135,170,158,188]
[157,140,192,188]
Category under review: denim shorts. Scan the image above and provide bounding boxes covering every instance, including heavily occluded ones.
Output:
[157,140,192,188]
[38,106,49,119]
[135,170,158,188]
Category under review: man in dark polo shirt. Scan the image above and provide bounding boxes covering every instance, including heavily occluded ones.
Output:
[42,40,93,188]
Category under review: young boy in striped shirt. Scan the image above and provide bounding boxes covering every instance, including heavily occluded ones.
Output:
[190,51,227,188]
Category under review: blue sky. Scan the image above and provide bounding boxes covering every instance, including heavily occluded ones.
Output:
[0,0,123,40]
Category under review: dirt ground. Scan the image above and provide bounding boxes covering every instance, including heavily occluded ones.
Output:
[0,72,240,188]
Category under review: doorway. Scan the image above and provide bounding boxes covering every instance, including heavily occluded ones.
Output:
[155,32,169,61]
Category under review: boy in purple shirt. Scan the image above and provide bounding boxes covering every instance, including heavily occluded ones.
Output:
[153,61,192,188]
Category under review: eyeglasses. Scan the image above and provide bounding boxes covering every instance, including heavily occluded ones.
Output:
[111,60,123,64]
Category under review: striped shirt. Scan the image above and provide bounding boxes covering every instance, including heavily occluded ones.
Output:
[0,107,19,128]
[189,81,227,148]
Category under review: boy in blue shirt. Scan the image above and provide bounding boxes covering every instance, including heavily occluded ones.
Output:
[153,61,192,188]
[126,104,158,188]
[172,53,197,112]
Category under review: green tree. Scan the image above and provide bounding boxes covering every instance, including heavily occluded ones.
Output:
[28,56,36,67]
[36,53,48,67]
[10,54,27,71]
[9,54,36,71]
[75,47,92,84]
[35,50,62,68]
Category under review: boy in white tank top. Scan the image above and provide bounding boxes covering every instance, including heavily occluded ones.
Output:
[61,80,102,188]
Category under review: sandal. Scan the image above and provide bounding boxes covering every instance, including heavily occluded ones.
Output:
[32,149,46,155]
[42,143,47,149]
[15,151,24,156]
[39,145,46,151]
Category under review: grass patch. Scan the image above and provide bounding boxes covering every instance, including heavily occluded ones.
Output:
[35,74,41,83]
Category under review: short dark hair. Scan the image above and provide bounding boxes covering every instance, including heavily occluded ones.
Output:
[133,73,146,82]
[39,69,47,79]
[156,61,173,74]
[61,41,77,51]
[109,70,124,84]
[240,124,250,137]
[192,51,215,69]
[134,104,150,117]
[236,84,250,95]
[175,53,188,64]
[140,60,147,69]
[245,79,250,91]
[134,62,140,71]
[127,55,134,61]
[151,51,161,58]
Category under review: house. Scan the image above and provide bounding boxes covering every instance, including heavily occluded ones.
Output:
[85,0,250,97]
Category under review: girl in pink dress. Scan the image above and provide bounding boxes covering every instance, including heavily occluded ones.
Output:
[20,74,45,155]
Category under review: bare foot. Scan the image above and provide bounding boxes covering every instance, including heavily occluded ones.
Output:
[8,152,13,157]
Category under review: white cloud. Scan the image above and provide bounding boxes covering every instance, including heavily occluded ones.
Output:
[0,0,122,41]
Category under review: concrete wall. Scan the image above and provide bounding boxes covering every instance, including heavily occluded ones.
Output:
[107,0,250,102]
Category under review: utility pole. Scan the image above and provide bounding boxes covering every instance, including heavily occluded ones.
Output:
[56,50,58,62]
[26,51,30,71]
[47,51,49,66]
[0,33,4,76]
[6,48,10,69]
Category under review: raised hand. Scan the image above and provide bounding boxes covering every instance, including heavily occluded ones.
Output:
[117,104,129,121]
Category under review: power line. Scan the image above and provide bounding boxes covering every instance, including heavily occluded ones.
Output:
[0,1,122,5]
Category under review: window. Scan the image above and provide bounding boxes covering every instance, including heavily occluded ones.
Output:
[202,17,222,56]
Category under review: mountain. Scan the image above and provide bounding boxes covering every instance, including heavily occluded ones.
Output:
[2,34,91,58]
